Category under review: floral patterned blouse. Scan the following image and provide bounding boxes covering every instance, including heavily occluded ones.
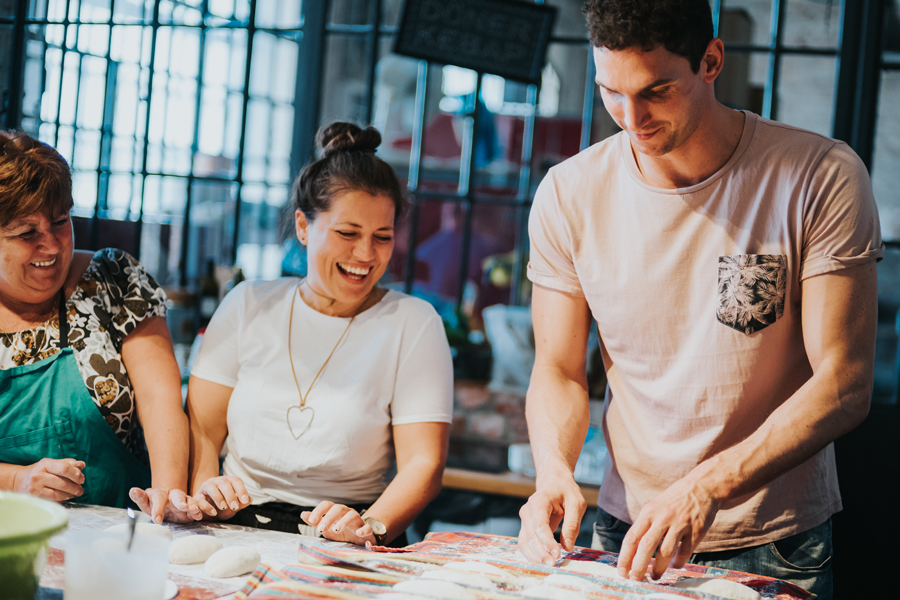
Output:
[0,249,167,462]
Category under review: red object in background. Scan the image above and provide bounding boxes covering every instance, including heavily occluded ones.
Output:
[392,113,585,168]
[391,113,462,160]
[494,114,584,166]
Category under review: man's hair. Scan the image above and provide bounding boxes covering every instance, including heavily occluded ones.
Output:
[0,130,73,227]
[583,0,714,73]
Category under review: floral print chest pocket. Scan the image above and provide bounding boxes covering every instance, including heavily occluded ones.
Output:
[717,254,787,335]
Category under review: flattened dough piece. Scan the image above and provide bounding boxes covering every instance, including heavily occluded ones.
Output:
[168,535,224,565]
[558,560,621,579]
[393,579,476,600]
[422,569,497,589]
[105,522,173,540]
[443,561,509,577]
[671,577,761,600]
[204,546,261,578]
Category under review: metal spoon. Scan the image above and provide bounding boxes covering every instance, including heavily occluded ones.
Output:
[125,506,137,551]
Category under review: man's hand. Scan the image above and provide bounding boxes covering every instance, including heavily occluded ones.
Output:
[14,458,85,502]
[301,501,376,546]
[517,472,587,565]
[191,475,252,520]
[129,487,203,524]
[617,472,721,581]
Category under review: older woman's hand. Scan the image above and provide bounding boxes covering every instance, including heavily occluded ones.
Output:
[14,458,85,502]
[301,501,377,546]
[129,487,203,524]
[192,475,252,520]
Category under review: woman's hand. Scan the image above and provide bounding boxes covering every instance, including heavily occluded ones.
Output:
[301,501,377,546]
[191,476,252,520]
[129,487,203,524]
[14,458,85,502]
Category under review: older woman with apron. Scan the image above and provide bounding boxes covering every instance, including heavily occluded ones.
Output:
[0,130,200,523]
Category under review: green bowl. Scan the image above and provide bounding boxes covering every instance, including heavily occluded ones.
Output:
[0,492,68,600]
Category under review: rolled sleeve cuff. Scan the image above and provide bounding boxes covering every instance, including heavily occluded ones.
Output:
[392,413,453,426]
[526,262,585,297]
[800,244,885,280]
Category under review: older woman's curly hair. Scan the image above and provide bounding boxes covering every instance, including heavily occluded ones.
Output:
[583,0,714,73]
[0,130,73,227]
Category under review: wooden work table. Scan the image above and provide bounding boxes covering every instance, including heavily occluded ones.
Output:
[441,467,600,505]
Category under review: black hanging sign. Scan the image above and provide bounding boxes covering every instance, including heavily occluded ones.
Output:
[393,0,557,84]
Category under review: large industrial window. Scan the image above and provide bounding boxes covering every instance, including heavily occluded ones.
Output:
[2,1,897,389]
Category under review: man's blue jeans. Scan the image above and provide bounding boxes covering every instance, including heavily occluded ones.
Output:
[591,507,833,600]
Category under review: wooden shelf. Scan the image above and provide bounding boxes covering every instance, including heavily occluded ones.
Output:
[442,467,599,505]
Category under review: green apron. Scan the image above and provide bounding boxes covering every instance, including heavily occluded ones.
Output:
[0,294,150,507]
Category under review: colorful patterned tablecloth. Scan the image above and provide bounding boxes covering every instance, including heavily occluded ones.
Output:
[236,532,812,599]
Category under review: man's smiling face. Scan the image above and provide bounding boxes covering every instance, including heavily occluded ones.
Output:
[593,43,710,158]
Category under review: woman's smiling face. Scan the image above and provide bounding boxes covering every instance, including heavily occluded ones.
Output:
[0,209,74,310]
[295,189,395,315]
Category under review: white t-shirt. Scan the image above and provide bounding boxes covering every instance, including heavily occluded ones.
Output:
[527,111,883,551]
[191,279,454,507]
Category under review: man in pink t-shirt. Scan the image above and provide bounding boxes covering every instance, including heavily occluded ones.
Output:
[515,2,881,599]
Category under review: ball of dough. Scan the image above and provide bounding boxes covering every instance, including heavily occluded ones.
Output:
[671,577,761,600]
[393,579,476,600]
[168,535,224,565]
[204,546,261,578]
[105,522,173,540]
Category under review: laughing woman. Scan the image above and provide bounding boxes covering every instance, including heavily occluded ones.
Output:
[186,123,453,547]
[0,131,199,523]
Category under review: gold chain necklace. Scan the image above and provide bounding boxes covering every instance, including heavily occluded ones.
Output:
[285,281,355,440]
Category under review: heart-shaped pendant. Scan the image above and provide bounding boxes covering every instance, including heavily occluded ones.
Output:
[286,405,315,440]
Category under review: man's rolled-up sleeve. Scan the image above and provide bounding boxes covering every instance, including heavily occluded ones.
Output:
[527,171,585,297]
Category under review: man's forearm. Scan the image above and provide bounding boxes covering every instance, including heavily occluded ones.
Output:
[692,356,871,504]
[526,364,592,486]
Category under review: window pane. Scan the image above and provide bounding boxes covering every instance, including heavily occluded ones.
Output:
[470,203,518,312]
[546,0,589,38]
[158,0,202,26]
[21,25,50,128]
[0,27,13,128]
[871,70,900,240]
[320,34,370,127]
[382,0,403,28]
[234,186,285,280]
[719,1,771,47]
[76,0,113,23]
[142,174,187,216]
[140,219,182,286]
[874,248,900,404]
[374,39,417,170]
[329,0,371,26]
[776,55,836,137]
[409,199,464,302]
[719,51,764,113]
[256,0,302,29]
[113,0,152,24]
[44,0,67,22]
[783,0,841,48]
[189,179,238,281]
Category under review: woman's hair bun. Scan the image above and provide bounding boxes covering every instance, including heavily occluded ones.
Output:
[318,122,381,157]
